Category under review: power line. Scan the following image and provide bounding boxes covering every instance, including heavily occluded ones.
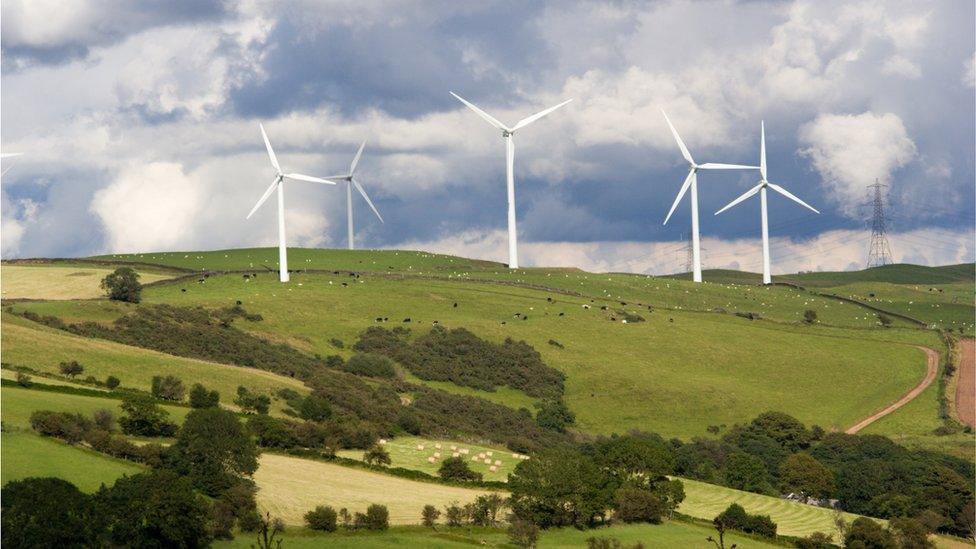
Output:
[866,180,893,268]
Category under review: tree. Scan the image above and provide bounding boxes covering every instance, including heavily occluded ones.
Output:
[101,267,142,303]
[93,408,115,431]
[189,383,220,408]
[508,446,614,528]
[438,456,483,482]
[363,504,389,530]
[535,399,575,432]
[363,444,392,466]
[844,517,896,549]
[2,477,103,548]
[747,411,811,452]
[804,309,818,324]
[422,504,441,527]
[151,375,186,401]
[168,408,259,495]
[97,470,209,548]
[795,532,835,549]
[118,394,178,437]
[445,502,465,527]
[779,453,835,498]
[105,375,121,389]
[235,386,271,415]
[59,360,84,378]
[889,517,935,549]
[723,452,772,493]
[707,516,736,549]
[305,505,338,532]
[471,493,506,526]
[298,395,332,421]
[508,517,540,547]
[14,371,32,387]
[252,512,285,549]
[614,485,667,523]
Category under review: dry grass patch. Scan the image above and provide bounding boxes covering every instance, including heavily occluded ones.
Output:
[1,265,173,300]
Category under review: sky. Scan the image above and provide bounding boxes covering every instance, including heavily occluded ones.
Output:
[1,0,974,275]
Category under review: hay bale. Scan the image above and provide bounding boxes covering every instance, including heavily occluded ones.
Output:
[452,452,460,458]
[494,460,502,466]
[434,452,441,458]
[451,445,457,451]
[378,439,387,445]
[489,465,497,472]
[427,456,436,463]
[417,445,425,451]
[486,451,493,456]
[512,453,519,458]
[435,443,442,449]
[484,458,492,464]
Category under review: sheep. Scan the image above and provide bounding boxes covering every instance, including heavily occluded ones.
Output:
[478,453,486,459]
[434,452,441,458]
[379,439,387,445]
[486,451,493,456]
[451,445,457,450]
[512,453,519,458]
[489,465,497,472]
[582,304,590,309]
[484,458,492,464]
[494,460,502,466]
[435,443,442,449]
[417,444,425,451]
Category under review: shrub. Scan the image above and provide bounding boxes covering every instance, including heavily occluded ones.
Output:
[614,486,666,524]
[421,504,440,527]
[298,395,332,421]
[15,371,31,387]
[329,338,344,349]
[1,477,102,547]
[101,267,142,303]
[235,386,270,414]
[246,415,297,448]
[803,309,818,324]
[794,531,834,549]
[58,360,84,378]
[363,444,392,466]
[844,517,894,548]
[92,409,115,431]
[877,313,893,327]
[97,470,209,548]
[151,375,185,401]
[438,456,483,482]
[30,410,92,443]
[105,375,120,389]
[445,503,465,527]
[507,517,539,547]
[535,399,575,433]
[362,504,389,531]
[305,505,338,532]
[343,353,397,379]
[118,395,177,437]
[189,383,220,408]
[714,503,777,538]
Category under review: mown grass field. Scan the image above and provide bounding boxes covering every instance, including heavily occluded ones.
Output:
[134,269,931,437]
[1,264,174,300]
[337,436,526,482]
[0,313,308,416]
[213,522,782,548]
[254,453,498,525]
[1,431,143,492]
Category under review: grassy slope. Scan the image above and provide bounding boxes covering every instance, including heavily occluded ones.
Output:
[1,431,143,492]
[0,313,308,416]
[337,436,526,482]
[140,271,930,437]
[213,522,782,548]
[254,453,497,525]
[1,385,191,429]
[817,281,974,335]
[1,264,173,300]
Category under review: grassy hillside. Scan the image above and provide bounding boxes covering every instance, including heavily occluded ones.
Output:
[784,263,974,286]
[0,313,308,416]
[1,385,191,430]
[213,522,782,548]
[1,431,143,492]
[1,264,174,300]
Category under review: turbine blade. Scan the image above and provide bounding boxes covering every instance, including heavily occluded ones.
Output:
[1,166,12,177]
[760,120,767,181]
[259,123,280,173]
[511,98,573,131]
[349,140,366,174]
[663,169,695,225]
[715,183,763,215]
[284,173,337,185]
[352,177,384,223]
[697,163,760,170]
[247,178,280,219]
[450,92,509,131]
[1,153,23,159]
[661,109,694,165]
[768,183,820,214]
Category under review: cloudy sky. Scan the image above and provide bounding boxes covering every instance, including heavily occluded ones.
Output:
[2,0,973,274]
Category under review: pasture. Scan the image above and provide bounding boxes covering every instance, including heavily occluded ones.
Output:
[337,436,524,482]
[1,431,143,492]
[253,453,498,525]
[1,385,190,430]
[0,313,308,416]
[0,264,174,300]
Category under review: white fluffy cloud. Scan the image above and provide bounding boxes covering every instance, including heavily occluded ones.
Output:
[798,112,917,216]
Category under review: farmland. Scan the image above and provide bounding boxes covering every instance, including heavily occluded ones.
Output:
[1,264,175,300]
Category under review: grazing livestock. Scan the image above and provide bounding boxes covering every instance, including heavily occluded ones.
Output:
[403,318,411,323]
[181,288,187,293]
[453,302,458,308]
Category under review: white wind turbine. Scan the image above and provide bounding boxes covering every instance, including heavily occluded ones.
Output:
[321,141,383,250]
[1,152,23,177]
[661,110,758,283]
[451,92,572,269]
[246,123,336,283]
[715,121,820,285]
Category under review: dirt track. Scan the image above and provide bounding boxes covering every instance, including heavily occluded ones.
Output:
[956,339,974,428]
[845,346,939,434]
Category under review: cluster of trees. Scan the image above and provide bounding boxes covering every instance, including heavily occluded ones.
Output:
[30,409,165,465]
[713,503,777,538]
[673,411,975,538]
[508,432,685,529]
[305,504,389,532]
[353,325,565,399]
[15,303,327,379]
[419,494,508,528]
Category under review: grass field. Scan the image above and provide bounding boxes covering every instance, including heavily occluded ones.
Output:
[1,264,174,300]
[1,385,191,429]
[1,431,143,492]
[133,269,931,438]
[817,281,975,335]
[337,436,524,482]
[0,313,308,416]
[213,522,783,548]
[254,453,499,525]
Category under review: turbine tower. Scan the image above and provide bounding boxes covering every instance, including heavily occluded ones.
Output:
[715,121,819,284]
[246,123,336,283]
[451,92,572,269]
[866,180,893,268]
[322,141,384,250]
[661,110,758,283]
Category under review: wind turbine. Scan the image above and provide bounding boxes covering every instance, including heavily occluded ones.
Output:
[1,152,23,177]
[661,110,758,283]
[451,92,572,269]
[715,121,819,285]
[246,123,336,283]
[321,140,383,250]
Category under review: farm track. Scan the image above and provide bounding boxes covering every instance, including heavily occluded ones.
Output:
[845,346,939,434]
[956,339,974,428]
